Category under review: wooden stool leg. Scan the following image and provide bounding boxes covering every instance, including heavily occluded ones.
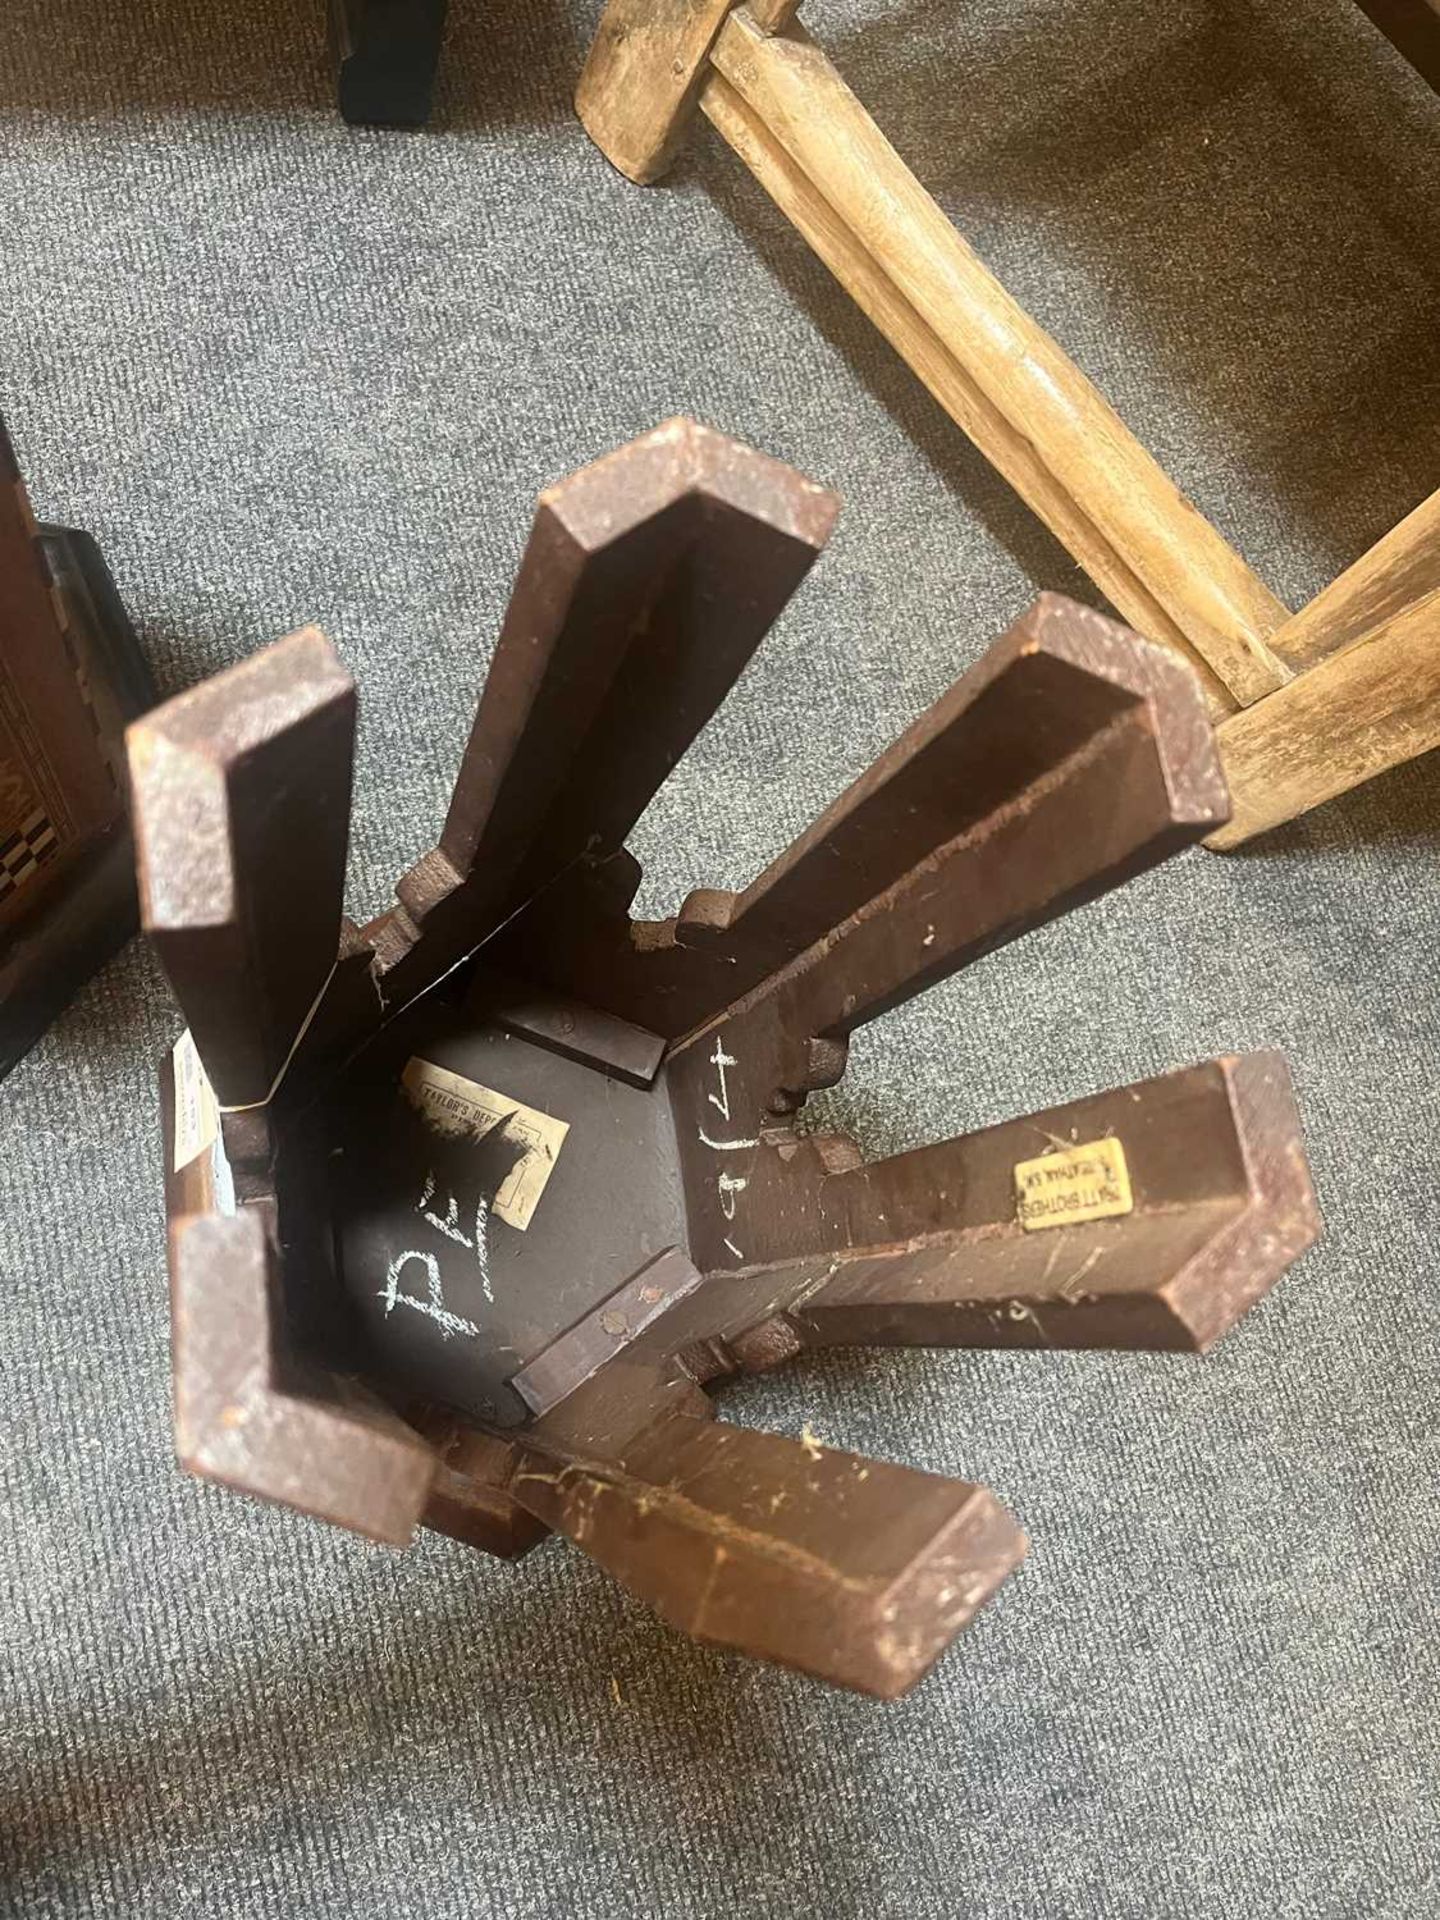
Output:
[577,0,738,183]
[1266,487,1440,671]
[133,633,438,1541]
[700,14,1296,712]
[577,1,1292,711]
[445,1247,1027,1693]
[330,0,449,127]
[1210,588,1440,846]
[1209,485,1440,845]
[168,1191,435,1545]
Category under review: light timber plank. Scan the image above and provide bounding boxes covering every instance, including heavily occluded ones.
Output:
[576,0,738,183]
[706,9,1294,709]
[1210,588,1440,846]
[701,73,1239,717]
[747,0,802,29]
[1268,485,1440,670]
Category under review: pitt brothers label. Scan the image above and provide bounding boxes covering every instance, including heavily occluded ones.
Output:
[1014,1137,1133,1232]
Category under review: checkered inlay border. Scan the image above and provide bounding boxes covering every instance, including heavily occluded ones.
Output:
[0,806,59,900]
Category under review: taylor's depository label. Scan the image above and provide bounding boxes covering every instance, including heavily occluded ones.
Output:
[1014,1136,1133,1232]
[402,1057,569,1232]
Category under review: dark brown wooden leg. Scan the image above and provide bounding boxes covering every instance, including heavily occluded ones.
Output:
[369,418,837,1007]
[331,0,449,127]
[168,1199,434,1548]
[127,627,355,1111]
[411,1249,1024,1689]
[686,1055,1318,1360]
[507,593,1229,1039]
[509,1398,1024,1698]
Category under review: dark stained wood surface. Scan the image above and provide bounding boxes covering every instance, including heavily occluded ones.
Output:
[137,423,1321,1697]
[129,628,355,1110]
[1352,0,1440,87]
[0,417,154,1077]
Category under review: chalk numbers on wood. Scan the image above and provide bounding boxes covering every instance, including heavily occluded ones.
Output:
[698,1035,755,1263]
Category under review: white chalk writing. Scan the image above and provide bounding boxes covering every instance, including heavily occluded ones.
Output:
[378,1249,480,1340]
[698,1032,753,1261]
[417,1168,473,1247]
[706,1040,736,1121]
[717,1171,747,1221]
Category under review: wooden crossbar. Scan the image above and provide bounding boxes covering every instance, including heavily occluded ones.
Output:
[577,0,1440,846]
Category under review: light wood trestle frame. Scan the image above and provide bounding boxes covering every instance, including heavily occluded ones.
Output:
[576,0,1440,848]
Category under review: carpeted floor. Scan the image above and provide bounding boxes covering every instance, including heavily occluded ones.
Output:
[2,1,1438,1914]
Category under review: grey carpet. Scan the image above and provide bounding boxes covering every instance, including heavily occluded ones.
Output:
[2,0,1438,1913]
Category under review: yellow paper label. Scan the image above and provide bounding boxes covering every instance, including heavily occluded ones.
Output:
[1014,1137,1133,1232]
[402,1057,569,1232]
[172,1029,220,1173]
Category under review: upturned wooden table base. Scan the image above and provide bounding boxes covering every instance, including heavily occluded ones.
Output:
[576,0,1440,848]
[132,421,1320,1697]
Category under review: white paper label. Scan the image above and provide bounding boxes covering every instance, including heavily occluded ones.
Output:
[402,1057,569,1232]
[172,1029,220,1173]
